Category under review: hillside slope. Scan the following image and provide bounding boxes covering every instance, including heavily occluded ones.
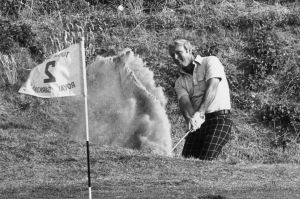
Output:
[0,2,300,198]
[1,0,299,161]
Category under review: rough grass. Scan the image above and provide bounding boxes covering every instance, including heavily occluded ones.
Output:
[1,1,300,198]
[0,0,299,162]
[1,92,300,198]
[1,128,300,199]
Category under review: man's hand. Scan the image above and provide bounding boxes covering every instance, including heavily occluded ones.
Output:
[189,112,205,131]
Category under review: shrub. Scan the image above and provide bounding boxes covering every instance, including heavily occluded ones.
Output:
[280,72,300,100]
[0,18,44,62]
[259,102,300,149]
[196,41,220,56]
[231,91,259,111]
[0,0,26,18]
[0,18,17,55]
[245,26,283,77]
[277,55,300,100]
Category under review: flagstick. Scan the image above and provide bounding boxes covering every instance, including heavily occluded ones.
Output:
[80,37,92,199]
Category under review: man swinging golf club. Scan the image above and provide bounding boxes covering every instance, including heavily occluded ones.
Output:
[169,39,233,160]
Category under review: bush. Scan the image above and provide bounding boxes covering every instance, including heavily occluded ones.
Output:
[0,18,44,61]
[259,102,300,149]
[274,56,300,100]
[231,91,259,111]
[0,0,26,18]
[280,72,300,100]
[245,26,284,78]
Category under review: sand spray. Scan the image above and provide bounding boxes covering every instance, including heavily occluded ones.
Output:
[69,50,172,156]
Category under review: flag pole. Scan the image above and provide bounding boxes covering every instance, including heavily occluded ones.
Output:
[80,37,92,199]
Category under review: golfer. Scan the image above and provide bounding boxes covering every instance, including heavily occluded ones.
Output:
[169,39,233,160]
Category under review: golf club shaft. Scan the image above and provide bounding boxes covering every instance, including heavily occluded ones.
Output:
[171,129,193,152]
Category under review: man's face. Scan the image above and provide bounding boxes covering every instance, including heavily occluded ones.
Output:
[172,45,193,68]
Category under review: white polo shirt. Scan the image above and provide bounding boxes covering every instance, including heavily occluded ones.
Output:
[174,55,231,113]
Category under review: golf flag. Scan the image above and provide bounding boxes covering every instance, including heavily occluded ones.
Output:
[18,43,84,98]
[18,38,92,199]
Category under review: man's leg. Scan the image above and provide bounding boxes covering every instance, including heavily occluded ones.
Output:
[182,126,206,158]
[198,116,232,160]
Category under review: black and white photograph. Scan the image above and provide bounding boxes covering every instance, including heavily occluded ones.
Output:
[0,0,299,198]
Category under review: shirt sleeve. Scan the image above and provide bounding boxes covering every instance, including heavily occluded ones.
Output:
[174,78,189,100]
[205,56,225,81]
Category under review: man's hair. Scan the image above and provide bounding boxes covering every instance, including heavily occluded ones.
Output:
[168,39,194,57]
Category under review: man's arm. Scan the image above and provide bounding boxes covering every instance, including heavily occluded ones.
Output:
[196,77,220,113]
[178,95,195,125]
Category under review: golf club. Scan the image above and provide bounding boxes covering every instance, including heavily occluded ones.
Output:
[171,129,193,152]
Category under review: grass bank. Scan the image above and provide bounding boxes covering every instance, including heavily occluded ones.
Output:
[1,129,300,198]
[0,1,300,197]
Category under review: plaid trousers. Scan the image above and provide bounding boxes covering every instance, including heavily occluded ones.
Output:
[182,114,233,160]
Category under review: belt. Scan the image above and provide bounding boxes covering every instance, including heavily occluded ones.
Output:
[205,110,230,118]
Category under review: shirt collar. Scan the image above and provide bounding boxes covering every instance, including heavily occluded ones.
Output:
[178,55,202,75]
[194,55,203,65]
[192,55,203,85]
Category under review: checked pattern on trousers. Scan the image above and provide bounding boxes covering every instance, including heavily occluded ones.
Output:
[182,115,233,160]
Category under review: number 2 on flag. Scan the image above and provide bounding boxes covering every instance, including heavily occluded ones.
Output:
[44,61,56,83]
